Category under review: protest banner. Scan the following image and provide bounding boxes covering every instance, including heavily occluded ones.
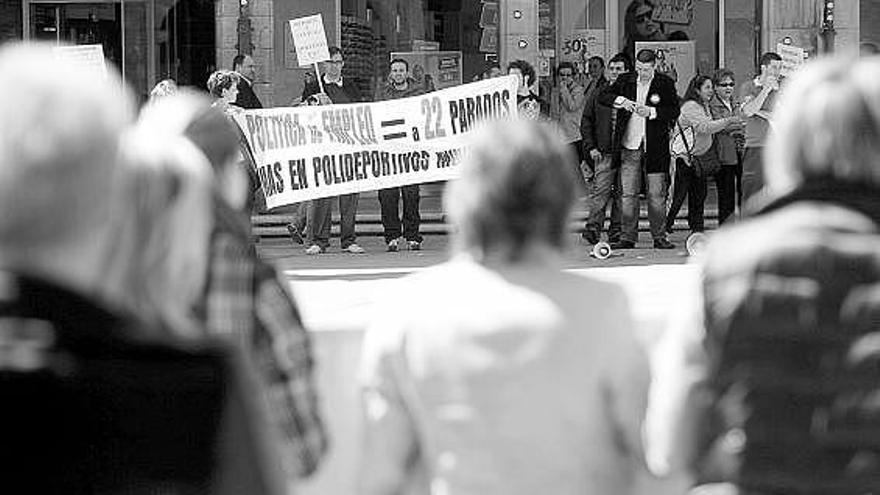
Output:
[233,75,518,210]
[636,40,695,96]
[776,42,807,77]
[52,44,107,80]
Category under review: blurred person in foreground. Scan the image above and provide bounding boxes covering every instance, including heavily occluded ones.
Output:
[168,93,329,481]
[358,119,650,494]
[647,56,880,494]
[0,43,283,494]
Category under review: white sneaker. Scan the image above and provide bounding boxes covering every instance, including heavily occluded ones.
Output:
[407,240,421,251]
[345,243,365,254]
[305,244,324,255]
[386,239,399,252]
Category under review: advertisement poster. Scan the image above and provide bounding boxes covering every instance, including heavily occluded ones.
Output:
[391,51,463,91]
[620,0,716,74]
[233,76,518,208]
[560,29,607,73]
[635,40,695,96]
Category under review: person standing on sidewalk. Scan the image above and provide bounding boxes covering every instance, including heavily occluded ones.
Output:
[301,46,366,254]
[581,52,630,245]
[233,53,263,109]
[376,58,427,252]
[599,48,680,250]
[709,68,745,224]
[738,51,782,207]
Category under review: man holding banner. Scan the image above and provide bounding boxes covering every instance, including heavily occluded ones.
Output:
[376,58,428,252]
[300,47,366,254]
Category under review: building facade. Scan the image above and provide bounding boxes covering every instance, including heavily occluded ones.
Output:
[0,0,874,104]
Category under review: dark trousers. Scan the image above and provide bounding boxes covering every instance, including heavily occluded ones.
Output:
[666,157,708,233]
[715,165,738,225]
[741,146,765,208]
[379,185,422,243]
[307,193,359,249]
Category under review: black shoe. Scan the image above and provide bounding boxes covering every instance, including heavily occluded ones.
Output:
[581,229,599,244]
[609,240,636,249]
[653,238,676,249]
[286,223,303,245]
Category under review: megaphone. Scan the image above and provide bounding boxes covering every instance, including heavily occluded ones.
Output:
[686,232,708,257]
[591,241,612,260]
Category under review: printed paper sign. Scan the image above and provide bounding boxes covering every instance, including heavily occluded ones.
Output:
[52,44,107,80]
[652,0,695,25]
[391,51,463,90]
[776,43,807,77]
[560,29,606,74]
[233,76,518,209]
[289,14,330,67]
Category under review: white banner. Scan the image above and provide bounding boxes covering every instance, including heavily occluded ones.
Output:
[233,76,518,209]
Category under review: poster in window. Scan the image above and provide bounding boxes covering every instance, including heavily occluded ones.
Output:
[635,40,695,96]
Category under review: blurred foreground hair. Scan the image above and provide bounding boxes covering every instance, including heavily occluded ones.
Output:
[0,42,133,256]
[767,56,880,193]
[445,119,576,262]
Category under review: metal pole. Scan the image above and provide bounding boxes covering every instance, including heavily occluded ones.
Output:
[121,0,126,78]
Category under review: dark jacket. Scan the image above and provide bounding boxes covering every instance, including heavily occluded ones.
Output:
[1,271,283,494]
[599,71,680,173]
[697,181,880,491]
[580,78,617,165]
[235,76,263,109]
[302,75,364,104]
[708,94,741,166]
[375,77,426,102]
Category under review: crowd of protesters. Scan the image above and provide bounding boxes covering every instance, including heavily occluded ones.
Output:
[3,36,880,495]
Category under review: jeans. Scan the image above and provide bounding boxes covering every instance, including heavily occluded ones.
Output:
[620,147,668,242]
[666,157,707,232]
[741,146,765,209]
[585,153,622,240]
[379,185,422,243]
[307,193,360,249]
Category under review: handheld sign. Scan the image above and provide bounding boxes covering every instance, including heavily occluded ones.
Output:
[289,14,331,93]
[776,43,807,77]
[52,44,107,80]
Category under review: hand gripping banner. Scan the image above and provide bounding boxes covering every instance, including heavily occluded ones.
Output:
[232,75,518,210]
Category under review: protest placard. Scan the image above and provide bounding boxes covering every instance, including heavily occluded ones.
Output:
[289,14,331,67]
[232,76,518,209]
[52,44,107,80]
[776,43,807,77]
[391,51,463,90]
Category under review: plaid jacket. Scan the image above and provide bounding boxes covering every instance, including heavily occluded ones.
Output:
[199,200,328,478]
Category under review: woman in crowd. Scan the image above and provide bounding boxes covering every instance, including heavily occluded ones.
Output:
[508,59,544,120]
[647,56,880,494]
[709,68,745,224]
[665,74,740,235]
[359,119,651,494]
[207,69,241,114]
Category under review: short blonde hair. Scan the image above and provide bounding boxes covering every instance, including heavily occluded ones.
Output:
[767,56,880,193]
[445,119,576,261]
[104,123,215,335]
[0,43,133,254]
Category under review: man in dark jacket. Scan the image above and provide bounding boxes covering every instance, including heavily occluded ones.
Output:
[599,48,679,249]
[300,46,366,254]
[581,52,631,245]
[375,58,428,252]
[233,54,263,109]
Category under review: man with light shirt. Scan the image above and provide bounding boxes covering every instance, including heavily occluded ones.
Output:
[599,48,679,249]
[738,51,782,206]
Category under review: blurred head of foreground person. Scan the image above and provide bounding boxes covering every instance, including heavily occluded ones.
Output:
[0,43,286,495]
[359,119,652,495]
[103,120,215,336]
[646,56,880,494]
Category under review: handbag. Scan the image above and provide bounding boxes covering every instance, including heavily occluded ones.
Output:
[670,121,695,161]
[692,139,722,177]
